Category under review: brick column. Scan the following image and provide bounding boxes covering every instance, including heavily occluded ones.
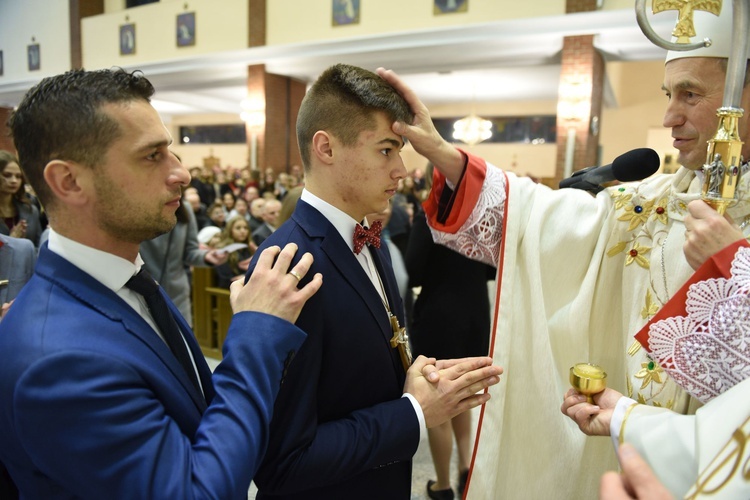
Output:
[552,0,604,188]
[0,107,14,152]
[246,65,305,175]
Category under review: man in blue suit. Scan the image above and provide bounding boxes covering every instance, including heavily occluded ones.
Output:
[249,64,503,499]
[0,68,322,499]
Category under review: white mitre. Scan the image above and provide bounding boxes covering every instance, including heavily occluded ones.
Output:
[664,1,737,63]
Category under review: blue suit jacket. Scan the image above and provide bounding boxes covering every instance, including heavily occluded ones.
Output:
[0,245,306,499]
[249,200,420,499]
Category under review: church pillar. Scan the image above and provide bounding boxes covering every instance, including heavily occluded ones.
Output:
[244,0,305,175]
[552,0,604,188]
[245,64,306,175]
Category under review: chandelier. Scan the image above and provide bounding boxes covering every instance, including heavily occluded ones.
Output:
[452,114,493,146]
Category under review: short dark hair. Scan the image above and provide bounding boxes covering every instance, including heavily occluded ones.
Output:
[8,68,155,208]
[296,64,414,169]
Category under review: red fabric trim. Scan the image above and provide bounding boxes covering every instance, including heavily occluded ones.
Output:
[464,170,510,499]
[634,238,749,351]
[424,149,488,233]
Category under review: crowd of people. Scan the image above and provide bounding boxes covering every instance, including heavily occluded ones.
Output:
[1,3,750,499]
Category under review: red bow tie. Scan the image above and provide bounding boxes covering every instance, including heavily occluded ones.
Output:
[353,221,382,255]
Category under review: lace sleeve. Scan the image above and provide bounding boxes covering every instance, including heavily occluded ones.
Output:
[648,246,750,403]
[428,165,506,267]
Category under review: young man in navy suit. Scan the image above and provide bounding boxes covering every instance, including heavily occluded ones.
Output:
[248,64,503,499]
[0,68,322,499]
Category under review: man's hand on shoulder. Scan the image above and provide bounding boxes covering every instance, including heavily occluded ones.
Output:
[405,355,502,428]
[229,243,322,324]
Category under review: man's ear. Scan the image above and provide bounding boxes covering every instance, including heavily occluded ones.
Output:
[311,130,334,166]
[43,160,90,207]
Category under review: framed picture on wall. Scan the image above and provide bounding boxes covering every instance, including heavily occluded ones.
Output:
[27,44,40,71]
[119,23,136,55]
[434,0,468,15]
[332,0,360,26]
[0,51,4,77]
[177,12,196,47]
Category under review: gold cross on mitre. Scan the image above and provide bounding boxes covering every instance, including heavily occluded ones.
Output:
[652,0,722,43]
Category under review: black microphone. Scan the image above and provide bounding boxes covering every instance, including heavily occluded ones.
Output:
[559,148,661,194]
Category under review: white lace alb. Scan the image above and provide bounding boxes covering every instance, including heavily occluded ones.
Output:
[648,246,750,403]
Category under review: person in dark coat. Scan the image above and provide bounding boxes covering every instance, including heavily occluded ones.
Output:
[405,210,496,500]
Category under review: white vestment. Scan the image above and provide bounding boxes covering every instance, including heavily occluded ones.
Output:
[423,151,750,499]
[615,242,750,498]
[623,376,750,499]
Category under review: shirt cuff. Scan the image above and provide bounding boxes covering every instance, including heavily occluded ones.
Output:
[402,393,426,442]
[610,396,637,452]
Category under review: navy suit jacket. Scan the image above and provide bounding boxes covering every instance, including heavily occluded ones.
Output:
[0,245,306,499]
[249,200,420,500]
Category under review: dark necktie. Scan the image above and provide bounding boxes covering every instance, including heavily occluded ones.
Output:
[353,220,383,255]
[126,268,202,394]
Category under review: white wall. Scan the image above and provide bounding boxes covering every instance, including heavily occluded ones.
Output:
[0,0,71,83]
[81,0,248,70]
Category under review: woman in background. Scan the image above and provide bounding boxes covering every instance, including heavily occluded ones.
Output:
[214,215,254,288]
[0,151,42,247]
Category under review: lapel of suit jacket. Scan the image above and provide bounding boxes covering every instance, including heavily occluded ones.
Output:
[35,245,208,413]
[294,201,396,346]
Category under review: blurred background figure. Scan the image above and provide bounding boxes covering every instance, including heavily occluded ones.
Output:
[214,215,254,288]
[197,225,222,250]
[405,209,496,500]
[183,187,211,230]
[0,151,42,247]
[366,201,409,303]
[0,232,36,321]
[228,197,251,224]
[139,188,227,325]
[248,198,266,232]
[277,186,304,228]
[251,198,282,246]
[206,202,226,229]
[221,191,236,217]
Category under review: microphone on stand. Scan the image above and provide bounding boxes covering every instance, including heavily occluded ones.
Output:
[559,148,661,194]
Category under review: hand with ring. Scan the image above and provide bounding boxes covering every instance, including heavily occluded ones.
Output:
[230,243,323,324]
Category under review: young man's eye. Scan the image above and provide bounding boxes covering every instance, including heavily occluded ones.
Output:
[381,149,391,156]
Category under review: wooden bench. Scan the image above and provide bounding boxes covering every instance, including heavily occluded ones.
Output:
[192,267,232,360]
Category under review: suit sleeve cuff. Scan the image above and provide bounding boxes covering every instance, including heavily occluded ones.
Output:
[402,393,426,442]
